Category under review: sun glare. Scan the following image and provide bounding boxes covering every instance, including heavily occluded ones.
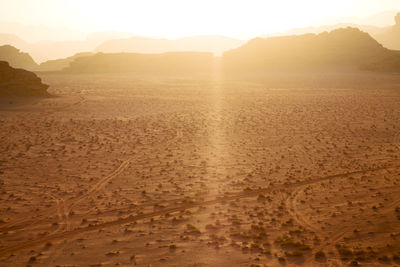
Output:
[62,0,388,39]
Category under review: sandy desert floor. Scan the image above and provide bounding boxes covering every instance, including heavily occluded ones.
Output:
[1,71,400,266]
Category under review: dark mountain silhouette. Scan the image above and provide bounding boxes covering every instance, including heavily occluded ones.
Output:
[64,52,215,73]
[39,52,93,71]
[94,35,245,56]
[0,61,49,97]
[223,27,400,72]
[0,45,38,71]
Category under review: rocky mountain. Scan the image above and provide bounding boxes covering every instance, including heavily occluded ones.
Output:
[0,33,27,49]
[25,40,104,63]
[0,31,131,63]
[65,52,215,73]
[39,52,93,71]
[0,45,38,71]
[223,27,400,72]
[373,13,400,50]
[268,12,400,51]
[0,61,49,97]
[266,23,384,38]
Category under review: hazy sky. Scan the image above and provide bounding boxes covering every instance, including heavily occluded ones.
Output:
[1,0,399,39]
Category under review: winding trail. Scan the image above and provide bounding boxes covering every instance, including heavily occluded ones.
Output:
[0,164,396,258]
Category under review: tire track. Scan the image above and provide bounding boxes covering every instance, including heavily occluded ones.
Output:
[1,126,177,235]
[0,159,130,233]
[45,95,86,114]
[298,184,400,267]
[285,186,319,233]
[67,158,132,212]
[0,164,395,258]
[0,159,163,233]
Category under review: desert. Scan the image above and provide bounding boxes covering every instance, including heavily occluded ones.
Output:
[1,69,400,266]
[2,2,400,266]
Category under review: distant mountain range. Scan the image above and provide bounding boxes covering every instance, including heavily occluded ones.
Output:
[2,27,400,74]
[94,35,245,56]
[0,32,131,63]
[0,11,399,66]
[38,52,94,72]
[0,21,86,43]
[1,13,400,73]
[42,27,400,73]
[0,32,244,63]
[0,45,93,72]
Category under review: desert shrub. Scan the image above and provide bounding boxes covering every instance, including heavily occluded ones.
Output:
[250,242,262,251]
[349,260,359,266]
[185,224,201,234]
[315,250,326,260]
[353,249,366,261]
[338,247,353,260]
[378,255,390,262]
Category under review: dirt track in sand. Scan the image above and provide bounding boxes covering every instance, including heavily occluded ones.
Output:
[0,164,394,257]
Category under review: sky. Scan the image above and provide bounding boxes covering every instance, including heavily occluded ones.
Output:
[0,0,399,40]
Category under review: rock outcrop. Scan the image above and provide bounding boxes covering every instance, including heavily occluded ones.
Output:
[0,33,27,50]
[223,27,400,72]
[0,61,49,97]
[39,52,93,71]
[0,45,38,71]
[373,13,400,51]
[64,52,215,73]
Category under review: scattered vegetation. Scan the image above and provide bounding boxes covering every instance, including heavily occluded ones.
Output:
[185,224,201,235]
[315,250,326,260]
